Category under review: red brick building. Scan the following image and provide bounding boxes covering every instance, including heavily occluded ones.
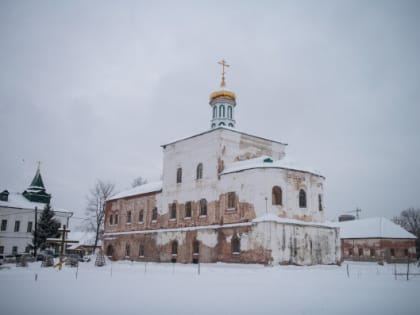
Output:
[339,217,416,263]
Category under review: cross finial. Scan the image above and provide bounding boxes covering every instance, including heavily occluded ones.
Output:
[37,161,41,171]
[218,59,230,88]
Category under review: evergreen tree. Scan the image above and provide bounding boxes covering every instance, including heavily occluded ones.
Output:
[33,203,61,250]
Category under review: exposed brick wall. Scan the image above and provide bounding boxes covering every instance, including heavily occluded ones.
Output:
[105,192,256,235]
[341,238,416,263]
[104,225,273,264]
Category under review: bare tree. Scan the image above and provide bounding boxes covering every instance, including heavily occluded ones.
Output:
[393,207,420,258]
[131,176,147,188]
[85,180,116,252]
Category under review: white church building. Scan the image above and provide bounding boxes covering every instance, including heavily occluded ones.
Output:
[0,166,73,256]
[103,62,340,265]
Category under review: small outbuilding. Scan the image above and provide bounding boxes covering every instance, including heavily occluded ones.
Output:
[338,217,417,263]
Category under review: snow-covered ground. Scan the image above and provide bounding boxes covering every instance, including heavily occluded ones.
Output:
[1,259,419,315]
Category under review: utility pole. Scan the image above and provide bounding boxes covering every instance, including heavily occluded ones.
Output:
[34,206,38,258]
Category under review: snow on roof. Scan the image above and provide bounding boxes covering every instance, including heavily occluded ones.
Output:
[252,213,336,228]
[108,181,162,201]
[0,192,48,210]
[66,231,99,249]
[221,155,324,177]
[337,217,416,239]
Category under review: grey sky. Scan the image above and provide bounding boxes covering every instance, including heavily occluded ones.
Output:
[1,0,419,224]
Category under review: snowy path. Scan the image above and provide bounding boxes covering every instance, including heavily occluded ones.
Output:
[1,260,419,315]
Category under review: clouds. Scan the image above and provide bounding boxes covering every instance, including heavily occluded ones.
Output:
[1,0,419,221]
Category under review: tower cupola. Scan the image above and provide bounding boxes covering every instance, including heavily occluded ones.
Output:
[209,59,236,129]
[22,162,51,204]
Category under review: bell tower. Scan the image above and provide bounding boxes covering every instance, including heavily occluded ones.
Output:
[209,59,236,129]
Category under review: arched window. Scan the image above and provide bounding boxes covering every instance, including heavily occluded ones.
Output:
[272,186,282,205]
[213,106,217,118]
[139,244,145,257]
[125,243,131,257]
[232,235,240,254]
[115,214,119,224]
[211,123,216,128]
[172,241,178,255]
[109,214,113,225]
[127,211,132,223]
[219,122,225,126]
[139,210,144,223]
[193,239,200,255]
[176,167,182,183]
[299,189,307,208]
[185,202,192,218]
[200,199,207,216]
[152,207,158,221]
[171,203,177,219]
[227,106,232,119]
[318,194,323,211]
[219,104,225,117]
[106,245,114,257]
[228,123,234,127]
[196,163,203,180]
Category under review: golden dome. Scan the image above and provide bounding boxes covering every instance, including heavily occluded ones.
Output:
[209,90,236,102]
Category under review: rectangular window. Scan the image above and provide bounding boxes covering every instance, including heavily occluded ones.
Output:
[404,249,409,257]
[370,248,375,257]
[1,219,7,231]
[14,221,20,232]
[318,194,323,211]
[127,211,132,223]
[115,215,119,224]
[185,202,192,218]
[0,246,4,254]
[139,244,144,257]
[390,248,395,257]
[176,168,182,183]
[228,192,236,209]
[25,246,31,253]
[170,203,177,219]
[27,221,33,233]
[12,246,18,255]
[358,248,363,256]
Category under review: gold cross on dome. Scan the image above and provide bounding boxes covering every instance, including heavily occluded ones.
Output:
[218,59,230,87]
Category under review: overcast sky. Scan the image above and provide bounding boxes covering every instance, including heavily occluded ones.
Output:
[1,0,419,225]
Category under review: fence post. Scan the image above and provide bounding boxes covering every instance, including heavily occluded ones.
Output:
[394,264,396,280]
[346,264,349,278]
[407,257,410,281]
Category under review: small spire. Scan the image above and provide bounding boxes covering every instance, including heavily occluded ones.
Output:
[218,59,230,88]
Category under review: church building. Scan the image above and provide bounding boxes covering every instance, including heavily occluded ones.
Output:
[103,61,340,265]
[0,165,73,256]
